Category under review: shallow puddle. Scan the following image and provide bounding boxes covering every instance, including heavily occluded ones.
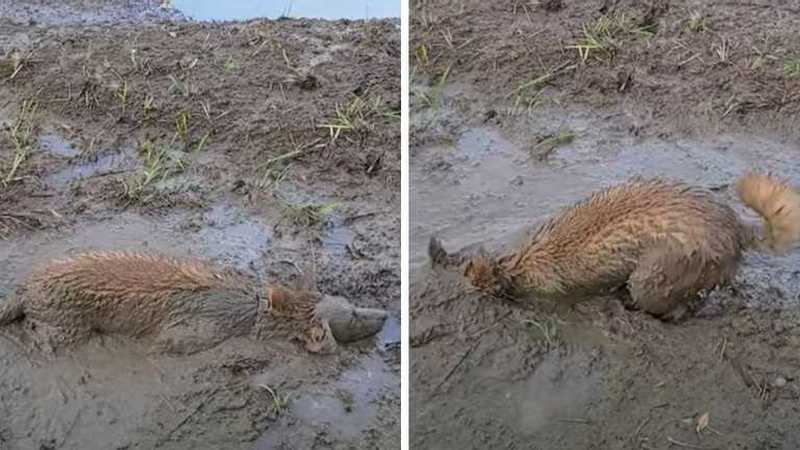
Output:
[253,354,400,450]
[412,107,800,310]
[194,203,273,271]
[0,199,397,447]
[322,216,357,255]
[39,132,80,158]
[378,313,401,349]
[47,151,139,189]
[170,0,399,21]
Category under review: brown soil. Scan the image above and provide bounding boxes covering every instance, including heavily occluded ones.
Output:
[0,2,399,449]
[411,0,800,144]
[411,1,800,449]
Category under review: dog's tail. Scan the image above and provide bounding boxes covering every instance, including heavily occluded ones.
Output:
[0,291,24,326]
[736,172,800,252]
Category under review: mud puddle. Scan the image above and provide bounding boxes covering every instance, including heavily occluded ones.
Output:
[252,352,398,448]
[412,106,800,310]
[412,102,800,450]
[170,0,399,21]
[0,200,397,449]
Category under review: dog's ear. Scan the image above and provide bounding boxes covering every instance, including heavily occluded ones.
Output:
[429,236,450,267]
[463,259,475,276]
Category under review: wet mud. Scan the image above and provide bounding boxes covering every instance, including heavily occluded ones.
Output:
[0,1,399,449]
[411,1,800,449]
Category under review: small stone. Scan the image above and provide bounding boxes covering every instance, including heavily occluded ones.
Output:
[773,377,787,388]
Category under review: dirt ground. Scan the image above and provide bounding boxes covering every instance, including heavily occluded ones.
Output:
[411,1,800,449]
[0,2,399,449]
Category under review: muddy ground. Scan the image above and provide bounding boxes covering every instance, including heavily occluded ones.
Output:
[411,1,800,449]
[0,2,399,449]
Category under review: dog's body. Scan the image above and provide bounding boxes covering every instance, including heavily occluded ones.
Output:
[0,252,387,354]
[430,173,800,319]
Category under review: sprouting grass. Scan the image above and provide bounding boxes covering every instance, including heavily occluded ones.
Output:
[115,80,129,115]
[567,11,652,62]
[685,11,709,32]
[532,129,575,160]
[522,316,560,349]
[3,99,38,185]
[255,163,291,192]
[784,58,800,77]
[280,199,339,228]
[142,95,157,118]
[167,75,191,97]
[750,55,767,71]
[418,64,451,109]
[175,111,190,146]
[536,130,575,148]
[194,132,210,153]
[223,57,239,72]
[0,51,30,80]
[258,384,291,418]
[415,44,431,68]
[509,73,552,112]
[319,94,383,143]
[123,140,185,201]
[383,107,401,120]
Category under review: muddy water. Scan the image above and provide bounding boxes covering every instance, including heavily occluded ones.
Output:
[170,0,399,21]
[252,353,397,448]
[411,102,800,449]
[0,189,397,449]
[412,106,800,310]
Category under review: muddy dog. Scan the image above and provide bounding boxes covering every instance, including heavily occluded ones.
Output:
[429,173,800,319]
[0,251,387,355]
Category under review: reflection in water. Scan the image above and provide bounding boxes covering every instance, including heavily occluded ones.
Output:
[171,0,399,21]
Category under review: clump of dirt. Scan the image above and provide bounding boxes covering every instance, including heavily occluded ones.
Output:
[0,2,399,449]
[411,1,800,448]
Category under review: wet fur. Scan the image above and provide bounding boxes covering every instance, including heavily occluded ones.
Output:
[430,173,800,319]
[0,252,379,355]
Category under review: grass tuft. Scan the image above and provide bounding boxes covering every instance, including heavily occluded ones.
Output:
[685,11,709,32]
[567,11,653,62]
[123,140,185,202]
[2,99,38,185]
[280,200,339,228]
[418,65,451,109]
[532,129,575,160]
[522,316,560,349]
[784,58,800,77]
[114,80,130,115]
[175,111,190,146]
[258,384,291,418]
[319,94,385,143]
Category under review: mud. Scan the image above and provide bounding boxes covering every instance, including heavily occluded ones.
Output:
[411,1,800,448]
[0,1,399,448]
[0,0,182,25]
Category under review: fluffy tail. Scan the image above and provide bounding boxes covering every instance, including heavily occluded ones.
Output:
[0,292,24,326]
[736,172,800,252]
